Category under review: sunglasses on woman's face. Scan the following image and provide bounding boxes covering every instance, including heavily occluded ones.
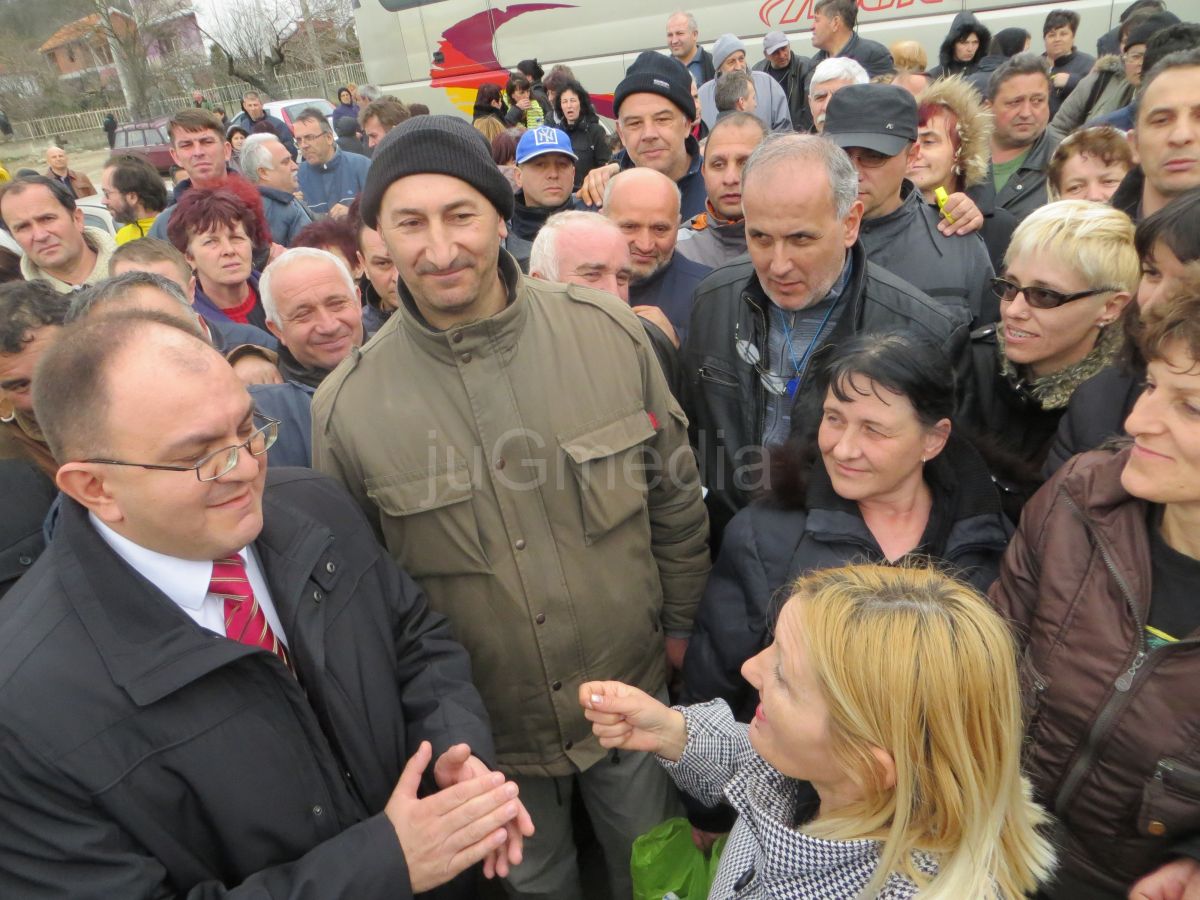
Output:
[990,276,1116,310]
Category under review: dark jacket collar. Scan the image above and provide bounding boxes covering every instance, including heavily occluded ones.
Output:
[510,191,575,240]
[277,344,331,389]
[617,135,702,179]
[258,184,298,205]
[50,481,336,707]
[1111,166,1144,220]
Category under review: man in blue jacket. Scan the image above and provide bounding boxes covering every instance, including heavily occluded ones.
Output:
[231,91,297,159]
[294,107,372,219]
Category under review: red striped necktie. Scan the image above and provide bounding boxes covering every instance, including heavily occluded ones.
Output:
[208,554,290,669]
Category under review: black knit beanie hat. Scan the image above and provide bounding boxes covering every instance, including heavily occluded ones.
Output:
[614,51,697,121]
[360,114,515,229]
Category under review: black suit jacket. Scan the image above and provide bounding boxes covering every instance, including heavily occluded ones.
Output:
[0,468,493,898]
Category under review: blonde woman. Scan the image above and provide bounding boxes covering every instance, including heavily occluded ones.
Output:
[582,565,1056,899]
[969,199,1138,509]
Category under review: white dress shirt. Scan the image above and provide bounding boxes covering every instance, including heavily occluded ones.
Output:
[90,514,289,647]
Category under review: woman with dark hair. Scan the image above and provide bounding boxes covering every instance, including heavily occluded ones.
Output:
[928,11,992,79]
[225,124,249,171]
[489,129,520,192]
[503,73,544,128]
[516,58,554,125]
[968,28,1032,93]
[331,86,359,127]
[991,287,1200,899]
[554,80,611,187]
[167,187,270,330]
[1045,188,1200,474]
[683,332,1011,721]
[471,82,507,124]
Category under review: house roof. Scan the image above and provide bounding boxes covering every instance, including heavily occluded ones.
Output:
[39,10,135,54]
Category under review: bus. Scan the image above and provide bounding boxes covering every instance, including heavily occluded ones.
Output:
[352,0,1134,117]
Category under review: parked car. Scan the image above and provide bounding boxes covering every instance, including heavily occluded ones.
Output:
[263,98,336,131]
[76,195,116,237]
[110,117,174,174]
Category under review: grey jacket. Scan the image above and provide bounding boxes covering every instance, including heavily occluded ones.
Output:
[676,205,748,270]
[258,184,313,247]
[698,70,792,133]
[990,128,1054,222]
[858,183,996,326]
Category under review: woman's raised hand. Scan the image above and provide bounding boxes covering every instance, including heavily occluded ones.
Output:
[579,681,687,762]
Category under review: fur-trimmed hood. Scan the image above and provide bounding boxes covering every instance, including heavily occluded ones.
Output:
[916,75,993,189]
[1093,53,1127,75]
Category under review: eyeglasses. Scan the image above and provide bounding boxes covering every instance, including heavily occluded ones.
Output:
[294,133,331,145]
[734,324,792,396]
[84,415,280,482]
[990,276,1117,310]
[846,148,892,169]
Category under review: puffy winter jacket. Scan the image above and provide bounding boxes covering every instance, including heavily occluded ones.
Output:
[990,447,1200,897]
[1049,55,1134,145]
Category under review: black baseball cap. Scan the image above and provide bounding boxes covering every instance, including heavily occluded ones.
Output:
[823,84,918,157]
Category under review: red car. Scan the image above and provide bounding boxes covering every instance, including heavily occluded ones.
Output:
[110,117,175,174]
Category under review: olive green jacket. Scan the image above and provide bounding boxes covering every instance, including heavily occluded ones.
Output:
[312,252,710,776]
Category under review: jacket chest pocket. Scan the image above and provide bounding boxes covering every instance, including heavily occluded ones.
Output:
[559,410,656,545]
[1139,758,1200,840]
[366,468,491,577]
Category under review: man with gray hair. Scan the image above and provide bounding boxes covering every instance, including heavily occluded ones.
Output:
[985,53,1054,221]
[355,83,382,105]
[529,210,684,397]
[683,134,971,540]
[293,108,370,218]
[666,10,714,85]
[603,167,711,342]
[240,134,312,247]
[805,56,868,133]
[259,247,365,388]
[714,70,756,118]
[697,34,792,132]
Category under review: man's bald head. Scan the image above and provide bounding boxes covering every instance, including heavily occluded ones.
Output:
[602,168,682,282]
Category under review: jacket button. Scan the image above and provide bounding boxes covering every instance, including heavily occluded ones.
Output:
[495,457,506,470]
[312,804,324,816]
[461,352,472,363]
[552,680,562,691]
[325,561,336,574]
[1015,183,1023,190]
[18,554,32,566]
[535,613,546,625]
[564,741,573,751]
[451,332,463,344]
[515,539,526,550]
[1148,820,1167,836]
[313,590,323,603]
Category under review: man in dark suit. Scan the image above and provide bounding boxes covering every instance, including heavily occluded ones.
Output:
[0,312,532,897]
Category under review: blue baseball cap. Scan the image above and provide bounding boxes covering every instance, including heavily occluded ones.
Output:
[515,126,578,165]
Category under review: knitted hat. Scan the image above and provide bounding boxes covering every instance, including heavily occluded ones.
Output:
[614,51,696,121]
[712,34,746,72]
[360,114,514,228]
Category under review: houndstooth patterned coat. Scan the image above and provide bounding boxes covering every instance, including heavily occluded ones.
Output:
[661,701,939,899]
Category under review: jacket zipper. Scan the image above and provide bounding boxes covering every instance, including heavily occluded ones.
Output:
[1052,493,1199,814]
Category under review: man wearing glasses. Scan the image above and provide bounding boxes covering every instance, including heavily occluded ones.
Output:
[823,83,994,327]
[293,107,371,220]
[0,312,529,897]
[684,134,971,544]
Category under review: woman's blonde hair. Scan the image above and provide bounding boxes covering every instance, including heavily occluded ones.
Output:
[780,564,1056,900]
[889,39,928,71]
[1005,199,1141,294]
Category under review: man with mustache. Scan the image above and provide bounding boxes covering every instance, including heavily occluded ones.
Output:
[985,53,1055,222]
[311,115,710,900]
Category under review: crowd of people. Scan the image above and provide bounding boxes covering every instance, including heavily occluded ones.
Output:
[0,2,1199,898]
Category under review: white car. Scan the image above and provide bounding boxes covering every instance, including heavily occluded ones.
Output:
[263,98,337,132]
[75,195,117,238]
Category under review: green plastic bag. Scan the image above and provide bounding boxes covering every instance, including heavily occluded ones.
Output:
[630,817,727,900]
